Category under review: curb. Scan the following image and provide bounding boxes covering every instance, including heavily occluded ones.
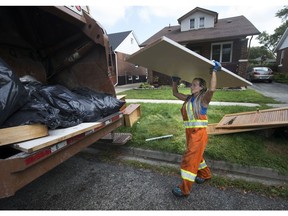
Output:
[89,145,288,186]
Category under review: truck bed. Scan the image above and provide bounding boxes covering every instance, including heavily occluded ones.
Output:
[0,112,123,198]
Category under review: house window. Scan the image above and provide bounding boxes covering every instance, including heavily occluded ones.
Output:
[211,42,232,63]
[190,18,195,29]
[280,50,284,66]
[131,38,134,44]
[199,17,205,28]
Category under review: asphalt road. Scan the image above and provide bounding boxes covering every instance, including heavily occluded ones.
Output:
[0,149,287,210]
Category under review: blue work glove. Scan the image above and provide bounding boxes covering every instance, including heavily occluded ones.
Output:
[212,60,222,71]
[171,76,181,82]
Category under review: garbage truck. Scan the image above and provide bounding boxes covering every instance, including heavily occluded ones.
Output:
[0,6,139,198]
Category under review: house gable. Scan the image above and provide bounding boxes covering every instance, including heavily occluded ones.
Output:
[108,31,147,85]
[274,28,288,51]
[178,7,218,32]
[108,31,141,55]
[274,28,288,74]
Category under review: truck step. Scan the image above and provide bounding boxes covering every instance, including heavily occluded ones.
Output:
[98,133,132,145]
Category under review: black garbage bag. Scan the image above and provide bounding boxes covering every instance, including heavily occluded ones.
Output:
[2,81,62,129]
[2,99,61,129]
[38,85,87,126]
[73,87,126,118]
[3,81,125,129]
[20,75,43,97]
[0,58,28,126]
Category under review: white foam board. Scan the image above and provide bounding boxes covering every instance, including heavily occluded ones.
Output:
[126,36,252,88]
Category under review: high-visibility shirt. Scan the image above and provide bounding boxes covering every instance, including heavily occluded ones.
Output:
[182,96,208,128]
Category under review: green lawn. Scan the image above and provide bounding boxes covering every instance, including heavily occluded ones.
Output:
[116,87,288,174]
[120,85,279,105]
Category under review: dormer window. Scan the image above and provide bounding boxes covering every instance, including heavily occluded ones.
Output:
[178,7,218,32]
[190,18,195,29]
[199,17,205,28]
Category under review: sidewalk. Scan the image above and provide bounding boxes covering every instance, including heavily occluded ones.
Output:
[125,99,261,107]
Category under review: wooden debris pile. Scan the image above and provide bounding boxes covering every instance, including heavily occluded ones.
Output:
[207,107,288,135]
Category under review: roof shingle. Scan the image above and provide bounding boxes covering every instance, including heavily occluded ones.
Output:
[108,30,132,50]
[141,16,260,47]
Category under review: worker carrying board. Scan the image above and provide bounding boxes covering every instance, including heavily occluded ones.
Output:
[126,36,251,197]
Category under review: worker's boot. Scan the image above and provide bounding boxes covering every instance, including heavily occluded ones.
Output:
[172,186,188,198]
[195,176,210,184]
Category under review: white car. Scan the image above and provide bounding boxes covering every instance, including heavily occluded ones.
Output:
[247,67,274,83]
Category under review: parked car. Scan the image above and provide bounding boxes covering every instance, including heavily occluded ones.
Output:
[247,66,274,83]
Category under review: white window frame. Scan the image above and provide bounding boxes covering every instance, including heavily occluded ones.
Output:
[279,50,284,66]
[190,18,195,29]
[199,17,205,28]
[210,42,233,63]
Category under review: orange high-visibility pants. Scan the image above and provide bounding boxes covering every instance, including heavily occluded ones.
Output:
[179,127,211,195]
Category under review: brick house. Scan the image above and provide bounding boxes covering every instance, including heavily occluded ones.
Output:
[140,7,260,85]
[108,30,147,85]
[274,27,288,74]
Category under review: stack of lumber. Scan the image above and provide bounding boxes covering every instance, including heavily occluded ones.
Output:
[0,124,48,146]
[207,107,288,135]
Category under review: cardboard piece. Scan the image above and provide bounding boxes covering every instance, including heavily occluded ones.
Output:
[126,36,252,88]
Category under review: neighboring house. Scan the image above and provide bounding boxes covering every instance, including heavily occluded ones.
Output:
[141,7,260,86]
[274,27,288,74]
[108,30,147,85]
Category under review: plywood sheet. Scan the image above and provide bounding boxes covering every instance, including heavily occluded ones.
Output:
[126,36,252,88]
[0,124,48,146]
[13,122,102,153]
[216,107,288,129]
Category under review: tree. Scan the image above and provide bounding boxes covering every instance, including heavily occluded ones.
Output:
[249,46,275,60]
[257,6,288,52]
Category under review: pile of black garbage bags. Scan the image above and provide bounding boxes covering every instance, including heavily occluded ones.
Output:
[0,58,125,129]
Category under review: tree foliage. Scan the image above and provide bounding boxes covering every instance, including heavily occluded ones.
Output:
[249,46,275,59]
[257,6,288,52]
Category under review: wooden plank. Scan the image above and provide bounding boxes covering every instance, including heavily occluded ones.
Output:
[0,124,48,146]
[116,95,126,100]
[126,36,252,88]
[216,107,288,129]
[116,94,127,111]
[207,123,282,135]
[12,122,102,153]
[122,104,141,127]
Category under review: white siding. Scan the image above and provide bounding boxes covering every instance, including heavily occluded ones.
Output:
[279,36,288,50]
[115,32,140,55]
[180,11,215,32]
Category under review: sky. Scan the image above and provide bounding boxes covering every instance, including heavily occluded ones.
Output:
[2,0,287,47]
[84,0,287,47]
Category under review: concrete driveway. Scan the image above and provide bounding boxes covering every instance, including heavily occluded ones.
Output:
[248,82,288,106]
